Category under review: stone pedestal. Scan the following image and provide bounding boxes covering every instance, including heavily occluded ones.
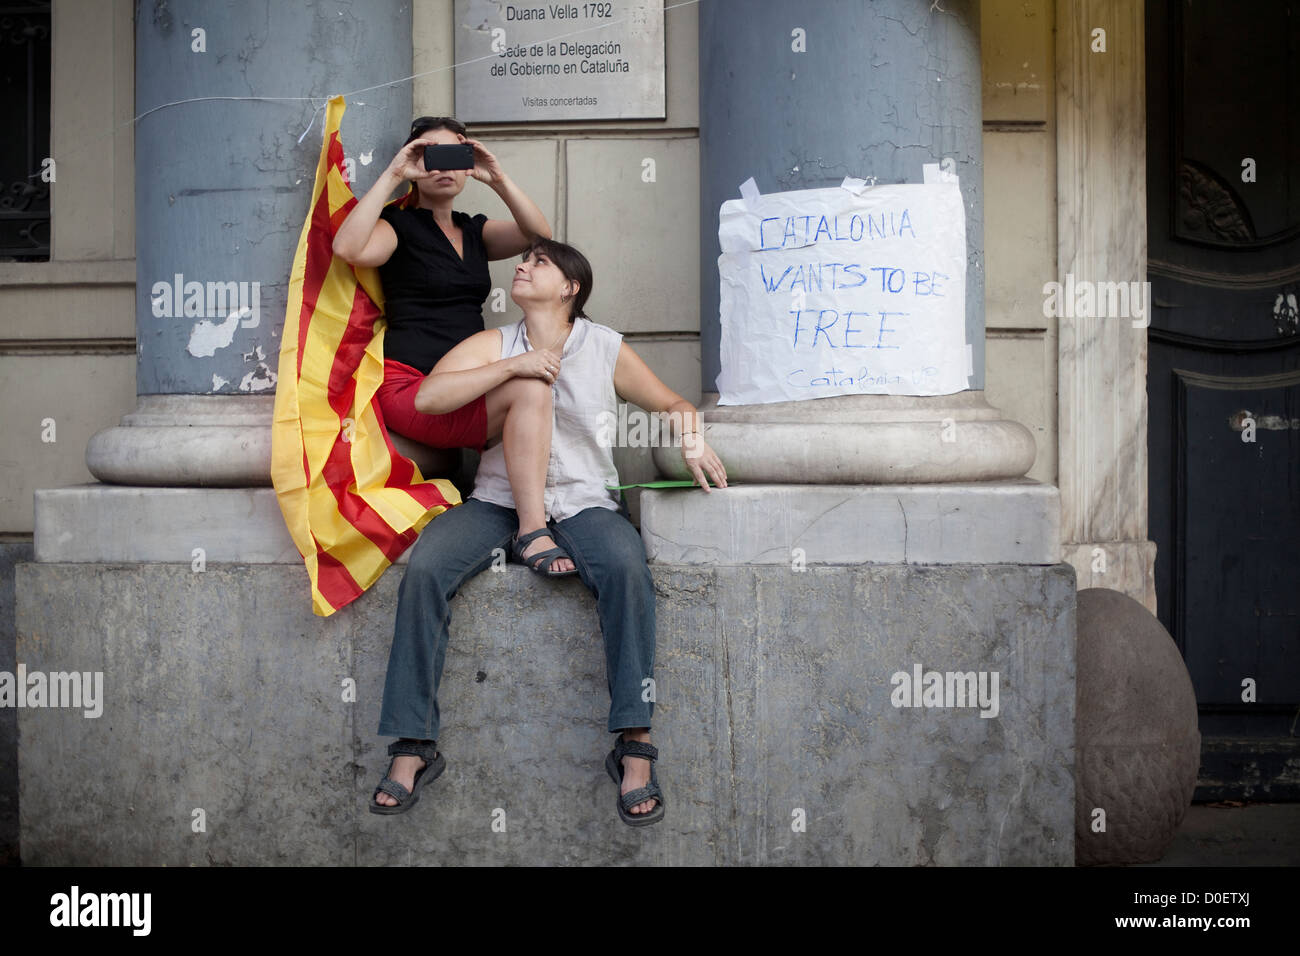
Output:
[639,480,1060,566]
[22,478,1074,865]
[16,554,1075,866]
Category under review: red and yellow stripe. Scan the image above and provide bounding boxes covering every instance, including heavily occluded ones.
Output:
[272,95,458,617]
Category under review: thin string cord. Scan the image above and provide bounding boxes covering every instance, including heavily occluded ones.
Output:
[111,0,701,149]
[27,0,701,190]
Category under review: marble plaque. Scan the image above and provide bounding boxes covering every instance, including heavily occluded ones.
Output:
[454,0,665,122]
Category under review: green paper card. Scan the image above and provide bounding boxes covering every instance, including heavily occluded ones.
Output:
[605,479,720,490]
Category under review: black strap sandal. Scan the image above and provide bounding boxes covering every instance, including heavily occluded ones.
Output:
[605,735,666,827]
[512,527,578,577]
[369,738,446,815]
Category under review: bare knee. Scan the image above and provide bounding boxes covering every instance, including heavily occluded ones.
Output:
[485,375,552,437]
[497,376,552,414]
[509,375,551,400]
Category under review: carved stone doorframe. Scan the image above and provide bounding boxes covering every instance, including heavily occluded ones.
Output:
[1055,0,1157,612]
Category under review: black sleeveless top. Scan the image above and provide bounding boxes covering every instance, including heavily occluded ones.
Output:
[378,205,492,375]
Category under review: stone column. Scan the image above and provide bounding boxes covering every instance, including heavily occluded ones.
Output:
[1055,0,1156,611]
[83,0,442,486]
[652,0,1034,488]
[644,0,1050,563]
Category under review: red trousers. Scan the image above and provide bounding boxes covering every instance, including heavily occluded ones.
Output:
[376,358,488,452]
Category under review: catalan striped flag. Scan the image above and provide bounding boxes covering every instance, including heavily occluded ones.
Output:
[271,94,459,617]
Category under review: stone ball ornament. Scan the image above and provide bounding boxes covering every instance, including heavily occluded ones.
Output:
[1075,587,1201,865]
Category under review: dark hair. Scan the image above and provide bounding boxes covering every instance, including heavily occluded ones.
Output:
[404,115,467,145]
[528,238,592,323]
[398,117,469,206]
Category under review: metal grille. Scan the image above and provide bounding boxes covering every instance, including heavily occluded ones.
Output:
[0,1,52,261]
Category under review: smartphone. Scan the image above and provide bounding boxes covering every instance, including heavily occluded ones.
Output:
[423,143,475,172]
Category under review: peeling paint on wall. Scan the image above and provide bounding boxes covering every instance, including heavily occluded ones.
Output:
[1230,411,1300,432]
[238,364,277,392]
[187,312,241,357]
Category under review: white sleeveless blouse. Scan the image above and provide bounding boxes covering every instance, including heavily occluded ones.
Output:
[469,316,623,521]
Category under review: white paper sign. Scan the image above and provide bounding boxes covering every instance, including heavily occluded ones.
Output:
[716,181,968,404]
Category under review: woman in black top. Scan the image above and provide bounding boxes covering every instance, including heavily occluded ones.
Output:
[334,116,576,574]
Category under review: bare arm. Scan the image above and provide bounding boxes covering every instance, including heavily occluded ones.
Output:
[461,137,552,259]
[414,329,562,414]
[332,170,402,266]
[612,342,728,491]
[333,140,433,266]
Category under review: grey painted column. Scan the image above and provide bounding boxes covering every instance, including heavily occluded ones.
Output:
[700,0,985,391]
[87,0,415,485]
[662,0,1034,484]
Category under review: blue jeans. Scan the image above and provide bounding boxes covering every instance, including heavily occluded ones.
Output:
[377,496,656,741]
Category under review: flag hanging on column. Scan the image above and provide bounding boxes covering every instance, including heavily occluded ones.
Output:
[271,94,459,618]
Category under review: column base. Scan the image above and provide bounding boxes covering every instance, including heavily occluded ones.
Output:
[652,391,1036,484]
[85,394,460,487]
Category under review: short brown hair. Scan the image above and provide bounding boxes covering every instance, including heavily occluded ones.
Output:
[528,238,593,322]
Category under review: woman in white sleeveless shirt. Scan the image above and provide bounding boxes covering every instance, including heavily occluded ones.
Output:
[371,238,726,826]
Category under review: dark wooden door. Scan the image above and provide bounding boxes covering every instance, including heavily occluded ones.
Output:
[1146,0,1300,800]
